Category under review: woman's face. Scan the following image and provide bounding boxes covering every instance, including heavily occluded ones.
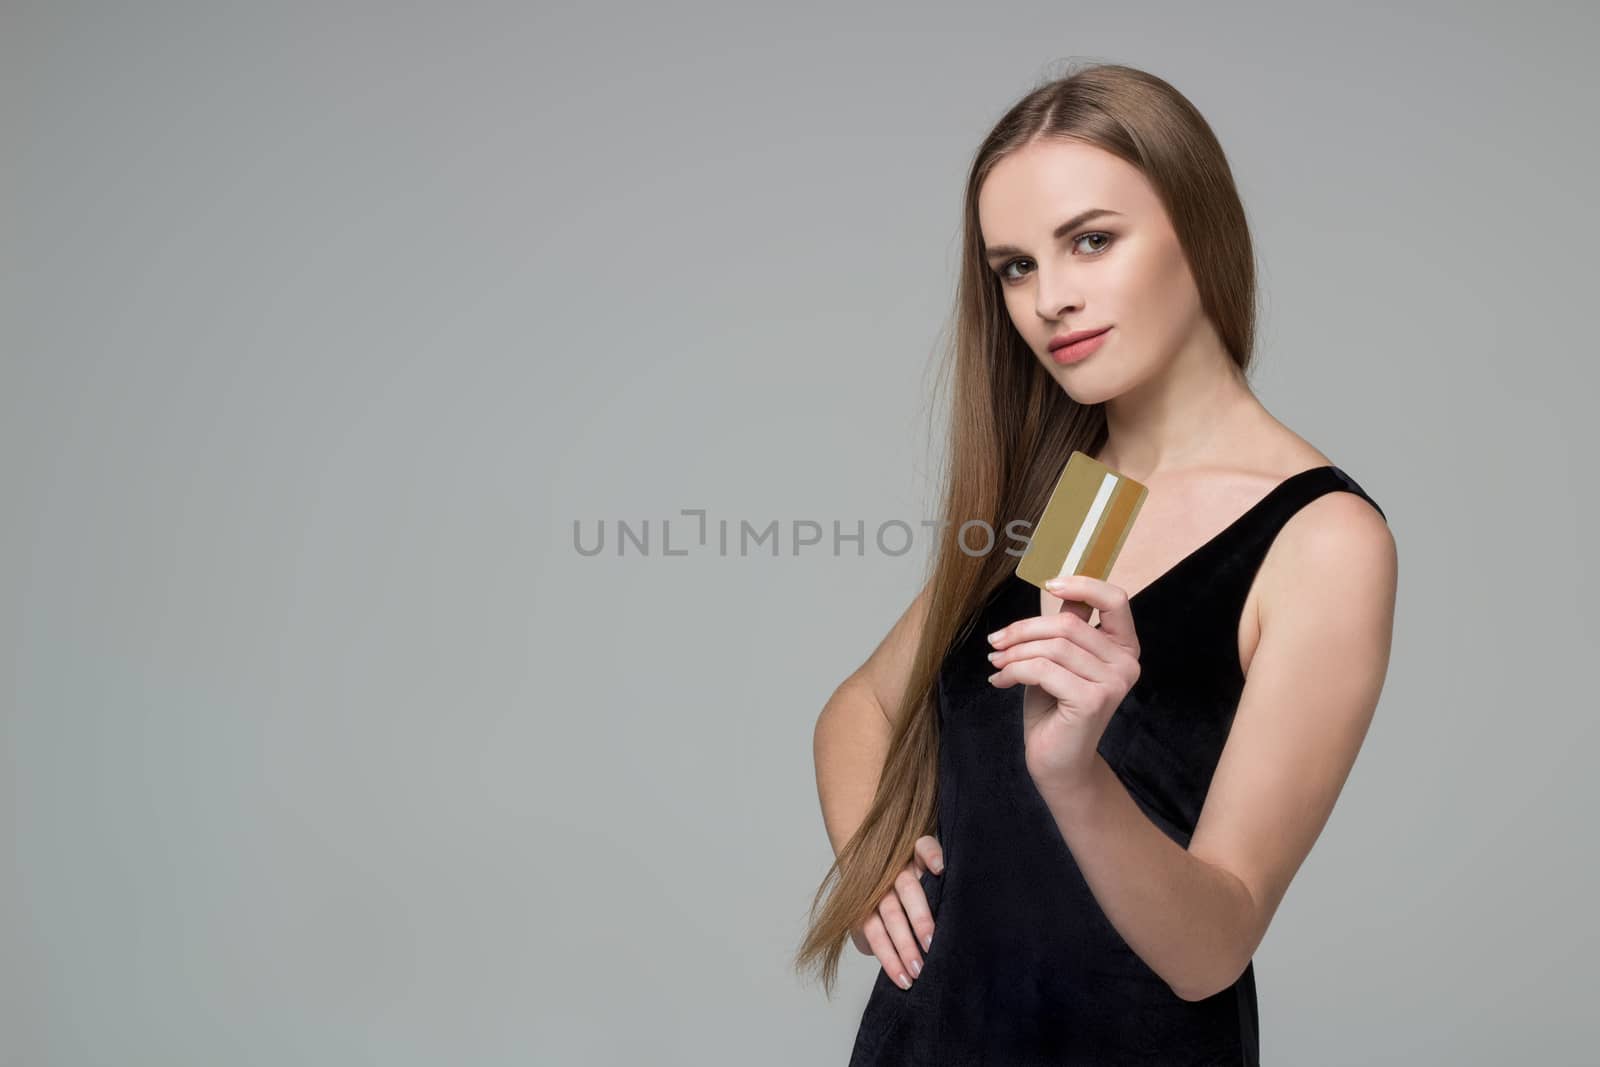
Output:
[976,138,1206,404]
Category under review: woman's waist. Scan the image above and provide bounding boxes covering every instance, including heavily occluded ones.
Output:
[931,844,1145,962]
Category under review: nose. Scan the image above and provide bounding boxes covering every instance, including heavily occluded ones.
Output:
[1032,265,1081,322]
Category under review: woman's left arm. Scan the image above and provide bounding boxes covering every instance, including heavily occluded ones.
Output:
[1034,492,1397,1002]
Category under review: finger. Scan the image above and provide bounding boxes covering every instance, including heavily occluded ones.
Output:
[896,868,937,953]
[1044,574,1134,637]
[987,598,1097,649]
[1058,598,1095,622]
[879,876,926,978]
[989,657,1094,707]
[914,834,945,875]
[861,914,913,989]
[988,589,1132,652]
[990,634,1116,684]
[991,609,1120,664]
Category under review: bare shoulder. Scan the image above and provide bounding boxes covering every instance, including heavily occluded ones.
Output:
[1257,480,1397,630]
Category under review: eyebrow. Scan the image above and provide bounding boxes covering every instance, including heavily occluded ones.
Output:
[983,208,1125,263]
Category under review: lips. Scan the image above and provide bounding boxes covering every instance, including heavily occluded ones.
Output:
[1048,326,1112,352]
[1048,326,1112,366]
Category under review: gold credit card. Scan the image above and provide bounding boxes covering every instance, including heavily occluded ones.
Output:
[1016,451,1149,592]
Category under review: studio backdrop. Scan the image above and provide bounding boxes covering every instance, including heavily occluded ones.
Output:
[4,3,1596,1065]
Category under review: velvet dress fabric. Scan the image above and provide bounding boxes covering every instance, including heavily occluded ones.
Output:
[848,465,1386,1066]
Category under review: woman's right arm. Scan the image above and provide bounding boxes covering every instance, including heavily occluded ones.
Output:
[812,582,944,987]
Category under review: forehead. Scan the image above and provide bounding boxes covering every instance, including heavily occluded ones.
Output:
[977,139,1156,240]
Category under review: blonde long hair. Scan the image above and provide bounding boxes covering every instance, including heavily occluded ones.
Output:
[794,61,1260,997]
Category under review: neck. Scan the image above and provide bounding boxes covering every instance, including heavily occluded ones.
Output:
[1097,337,1258,480]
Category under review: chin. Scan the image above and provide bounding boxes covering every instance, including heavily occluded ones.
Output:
[1045,364,1116,405]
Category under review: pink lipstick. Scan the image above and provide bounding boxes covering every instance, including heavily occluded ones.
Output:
[1049,326,1112,365]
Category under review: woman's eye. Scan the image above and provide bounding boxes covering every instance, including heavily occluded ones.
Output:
[995,233,1113,284]
[1075,232,1113,254]
[999,258,1033,282]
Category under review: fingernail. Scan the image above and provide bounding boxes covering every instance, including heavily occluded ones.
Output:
[1045,578,1064,589]
[923,933,932,951]
[986,651,999,662]
[987,630,1002,644]
[910,959,921,977]
[934,860,944,873]
[898,972,912,989]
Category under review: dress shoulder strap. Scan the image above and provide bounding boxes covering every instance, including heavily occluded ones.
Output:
[1205,464,1387,621]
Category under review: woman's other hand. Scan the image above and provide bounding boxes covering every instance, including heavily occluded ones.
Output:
[850,834,944,990]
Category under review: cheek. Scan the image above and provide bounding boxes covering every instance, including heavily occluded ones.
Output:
[1160,233,1205,301]
[1117,246,1199,334]
[1002,289,1037,336]
[1111,249,1159,309]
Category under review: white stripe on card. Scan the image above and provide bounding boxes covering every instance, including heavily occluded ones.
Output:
[1055,473,1118,580]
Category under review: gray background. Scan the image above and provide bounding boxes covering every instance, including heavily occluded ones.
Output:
[4,2,1596,1064]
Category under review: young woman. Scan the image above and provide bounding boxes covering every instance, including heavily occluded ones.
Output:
[796,63,1398,1065]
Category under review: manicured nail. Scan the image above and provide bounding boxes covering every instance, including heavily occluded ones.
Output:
[987,630,1003,644]
[910,959,921,977]
[898,972,912,989]
[986,651,999,662]
[923,933,932,951]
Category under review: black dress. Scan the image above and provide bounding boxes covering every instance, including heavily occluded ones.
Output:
[848,465,1386,1066]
